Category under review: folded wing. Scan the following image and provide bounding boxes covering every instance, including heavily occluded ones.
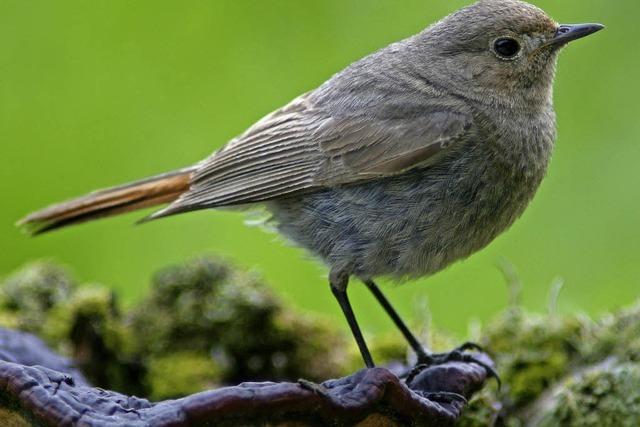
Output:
[151,95,473,219]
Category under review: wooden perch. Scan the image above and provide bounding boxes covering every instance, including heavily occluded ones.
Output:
[0,328,493,426]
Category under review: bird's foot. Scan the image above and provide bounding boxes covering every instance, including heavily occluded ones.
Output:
[416,390,468,405]
[297,378,330,398]
[406,341,501,388]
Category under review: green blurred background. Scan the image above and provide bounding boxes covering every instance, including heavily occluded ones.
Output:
[1,1,637,336]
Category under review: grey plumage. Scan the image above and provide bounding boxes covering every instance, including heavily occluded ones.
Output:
[20,0,603,368]
[151,0,561,281]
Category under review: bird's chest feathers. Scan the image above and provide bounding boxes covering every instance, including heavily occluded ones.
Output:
[432,108,557,255]
[487,108,556,183]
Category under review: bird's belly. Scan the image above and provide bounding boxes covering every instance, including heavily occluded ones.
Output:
[269,156,545,280]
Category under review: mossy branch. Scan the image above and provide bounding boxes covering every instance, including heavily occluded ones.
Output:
[0,258,639,426]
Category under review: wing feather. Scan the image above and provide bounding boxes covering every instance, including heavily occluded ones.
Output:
[151,95,472,219]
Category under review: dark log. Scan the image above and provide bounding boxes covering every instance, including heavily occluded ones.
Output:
[0,328,493,426]
[0,328,88,386]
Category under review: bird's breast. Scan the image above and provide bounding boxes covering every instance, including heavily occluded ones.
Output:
[269,108,557,280]
[414,107,557,274]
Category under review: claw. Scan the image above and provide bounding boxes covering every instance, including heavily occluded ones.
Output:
[458,354,502,390]
[455,341,485,353]
[404,363,429,384]
[298,379,330,397]
[420,391,468,404]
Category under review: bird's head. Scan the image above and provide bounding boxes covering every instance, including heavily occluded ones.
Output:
[415,0,604,108]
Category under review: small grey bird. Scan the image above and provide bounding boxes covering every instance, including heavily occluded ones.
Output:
[20,0,603,372]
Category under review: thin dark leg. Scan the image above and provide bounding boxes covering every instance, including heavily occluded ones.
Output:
[330,275,375,368]
[363,279,428,358]
[363,279,501,386]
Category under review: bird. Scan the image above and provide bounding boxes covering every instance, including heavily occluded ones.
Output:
[19,0,603,373]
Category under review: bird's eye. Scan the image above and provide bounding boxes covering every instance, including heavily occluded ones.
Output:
[493,38,521,59]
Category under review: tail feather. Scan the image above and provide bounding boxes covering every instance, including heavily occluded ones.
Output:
[18,167,194,235]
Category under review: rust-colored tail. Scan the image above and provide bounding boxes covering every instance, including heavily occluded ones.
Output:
[18,167,194,235]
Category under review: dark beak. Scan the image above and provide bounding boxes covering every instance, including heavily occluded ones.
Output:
[549,23,605,47]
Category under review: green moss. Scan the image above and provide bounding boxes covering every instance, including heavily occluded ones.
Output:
[3,259,640,426]
[534,363,640,427]
[0,407,30,427]
[127,257,347,385]
[0,258,338,396]
[42,285,144,395]
[271,310,349,380]
[0,262,75,334]
[147,352,222,400]
[457,389,503,427]
[480,308,588,408]
[369,333,408,365]
[0,258,351,398]
[344,332,408,374]
[459,301,640,425]
[457,307,590,423]
[585,302,640,364]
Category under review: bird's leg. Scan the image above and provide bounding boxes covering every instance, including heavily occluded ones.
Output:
[363,279,427,358]
[363,279,500,385]
[330,271,375,368]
